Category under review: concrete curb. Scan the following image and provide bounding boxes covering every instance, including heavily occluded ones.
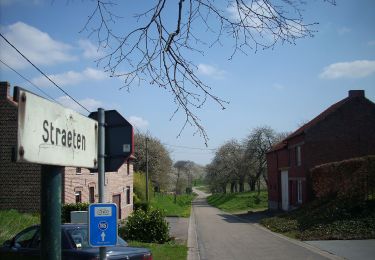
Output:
[187,203,200,260]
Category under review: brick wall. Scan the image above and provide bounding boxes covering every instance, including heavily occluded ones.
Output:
[0,82,134,220]
[0,82,41,212]
[64,161,134,220]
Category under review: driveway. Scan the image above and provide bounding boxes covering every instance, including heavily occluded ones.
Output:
[188,188,340,260]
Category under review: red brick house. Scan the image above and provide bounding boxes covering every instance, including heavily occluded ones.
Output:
[266,90,375,211]
[0,82,134,220]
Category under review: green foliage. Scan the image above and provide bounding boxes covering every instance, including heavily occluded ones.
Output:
[61,202,89,223]
[150,193,196,217]
[207,191,268,213]
[128,241,187,260]
[260,199,375,240]
[133,171,154,202]
[120,209,170,243]
[0,210,39,244]
[134,201,150,212]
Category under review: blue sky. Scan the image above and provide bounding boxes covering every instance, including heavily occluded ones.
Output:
[1,0,374,165]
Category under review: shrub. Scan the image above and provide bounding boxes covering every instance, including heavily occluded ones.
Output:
[119,209,169,243]
[311,155,375,201]
[61,203,89,223]
[133,201,150,212]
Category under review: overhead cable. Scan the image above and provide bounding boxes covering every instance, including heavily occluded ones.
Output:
[0,33,90,113]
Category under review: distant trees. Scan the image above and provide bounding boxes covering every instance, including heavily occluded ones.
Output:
[133,132,172,191]
[206,126,289,193]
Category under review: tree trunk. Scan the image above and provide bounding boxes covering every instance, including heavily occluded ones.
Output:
[239,181,244,192]
[248,178,256,191]
[257,178,261,196]
[222,184,227,194]
[230,182,235,193]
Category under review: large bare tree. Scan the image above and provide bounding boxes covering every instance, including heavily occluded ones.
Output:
[82,0,335,143]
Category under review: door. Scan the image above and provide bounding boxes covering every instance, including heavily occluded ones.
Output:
[281,170,289,211]
[112,194,121,219]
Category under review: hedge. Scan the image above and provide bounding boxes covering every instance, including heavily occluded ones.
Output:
[61,203,89,223]
[311,155,375,201]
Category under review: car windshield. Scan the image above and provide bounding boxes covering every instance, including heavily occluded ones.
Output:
[67,227,127,249]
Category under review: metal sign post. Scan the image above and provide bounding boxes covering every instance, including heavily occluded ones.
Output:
[41,165,63,260]
[98,108,106,260]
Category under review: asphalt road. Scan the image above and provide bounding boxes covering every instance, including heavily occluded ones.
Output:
[190,188,339,260]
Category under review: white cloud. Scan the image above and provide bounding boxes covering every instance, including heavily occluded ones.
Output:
[78,39,104,59]
[128,116,149,130]
[197,64,226,79]
[319,60,375,79]
[0,22,76,69]
[56,96,103,115]
[227,1,305,38]
[338,26,351,35]
[31,67,107,87]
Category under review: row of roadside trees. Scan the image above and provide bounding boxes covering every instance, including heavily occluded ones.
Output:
[133,132,204,197]
[206,126,289,194]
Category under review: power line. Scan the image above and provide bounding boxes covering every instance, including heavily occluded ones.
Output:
[0,32,90,113]
[0,58,59,104]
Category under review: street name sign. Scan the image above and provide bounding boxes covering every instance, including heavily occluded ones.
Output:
[89,110,133,172]
[15,88,98,168]
[88,203,118,247]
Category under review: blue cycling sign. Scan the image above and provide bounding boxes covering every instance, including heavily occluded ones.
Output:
[88,203,117,247]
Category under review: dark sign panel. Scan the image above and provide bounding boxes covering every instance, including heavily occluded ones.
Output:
[89,110,133,172]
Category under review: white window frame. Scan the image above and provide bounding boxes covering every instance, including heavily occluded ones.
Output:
[296,146,302,166]
[297,180,302,204]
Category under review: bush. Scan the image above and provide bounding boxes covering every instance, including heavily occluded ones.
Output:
[133,172,154,202]
[119,209,169,243]
[134,201,150,212]
[61,203,89,223]
[311,155,375,201]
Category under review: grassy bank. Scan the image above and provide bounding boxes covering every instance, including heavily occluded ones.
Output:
[207,190,268,213]
[129,241,187,260]
[150,193,196,217]
[260,199,375,240]
[0,210,39,244]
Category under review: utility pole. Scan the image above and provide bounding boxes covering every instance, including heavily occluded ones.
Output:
[98,108,106,260]
[145,136,149,202]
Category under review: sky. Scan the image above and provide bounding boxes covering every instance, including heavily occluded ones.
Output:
[0,0,374,166]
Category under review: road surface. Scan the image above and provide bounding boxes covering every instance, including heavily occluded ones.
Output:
[189,188,339,260]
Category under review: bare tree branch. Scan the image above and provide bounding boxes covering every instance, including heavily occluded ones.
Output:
[81,0,335,144]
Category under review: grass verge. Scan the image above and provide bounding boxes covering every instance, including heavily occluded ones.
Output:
[0,209,39,244]
[207,190,268,213]
[128,241,187,260]
[260,199,375,240]
[150,193,196,217]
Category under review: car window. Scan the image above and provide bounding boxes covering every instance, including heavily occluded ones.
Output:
[14,227,38,248]
[67,228,90,249]
[66,227,127,249]
[29,231,40,249]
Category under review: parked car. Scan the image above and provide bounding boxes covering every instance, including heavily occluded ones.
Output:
[0,224,152,260]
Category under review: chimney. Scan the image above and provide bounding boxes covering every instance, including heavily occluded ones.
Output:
[348,90,365,98]
[0,81,10,100]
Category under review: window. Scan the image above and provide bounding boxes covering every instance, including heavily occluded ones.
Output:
[14,226,38,248]
[126,186,131,204]
[297,180,302,204]
[75,191,82,203]
[89,187,95,203]
[76,167,81,174]
[296,146,301,166]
